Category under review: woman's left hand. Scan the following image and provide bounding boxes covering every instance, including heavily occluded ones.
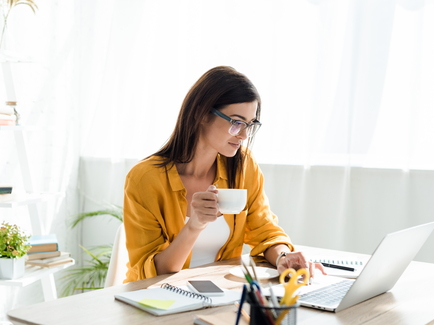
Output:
[277,251,327,279]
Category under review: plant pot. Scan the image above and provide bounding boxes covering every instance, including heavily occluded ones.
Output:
[0,256,26,280]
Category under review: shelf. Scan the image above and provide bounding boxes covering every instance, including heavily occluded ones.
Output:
[0,260,75,287]
[1,57,66,301]
[0,125,38,131]
[0,193,60,208]
[0,51,34,63]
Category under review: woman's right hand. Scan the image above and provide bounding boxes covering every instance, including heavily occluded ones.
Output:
[188,185,220,230]
[155,184,220,275]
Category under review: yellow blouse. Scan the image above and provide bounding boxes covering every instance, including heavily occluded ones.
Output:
[123,149,293,282]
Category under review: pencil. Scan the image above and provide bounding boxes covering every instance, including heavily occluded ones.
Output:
[235,302,250,323]
[249,256,259,282]
[241,259,254,281]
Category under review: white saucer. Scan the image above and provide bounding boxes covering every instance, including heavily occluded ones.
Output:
[229,266,279,280]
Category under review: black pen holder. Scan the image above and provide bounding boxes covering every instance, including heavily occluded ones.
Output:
[248,295,298,325]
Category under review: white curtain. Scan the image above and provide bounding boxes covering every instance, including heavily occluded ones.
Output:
[76,0,434,170]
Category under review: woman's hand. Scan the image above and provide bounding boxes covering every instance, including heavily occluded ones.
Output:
[155,185,220,274]
[277,251,327,279]
[188,185,220,230]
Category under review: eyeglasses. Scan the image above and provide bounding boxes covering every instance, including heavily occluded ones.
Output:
[211,108,262,137]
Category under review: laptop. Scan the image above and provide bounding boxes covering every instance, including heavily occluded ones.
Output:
[274,222,434,312]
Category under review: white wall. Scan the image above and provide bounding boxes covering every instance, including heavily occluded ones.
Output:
[261,164,434,263]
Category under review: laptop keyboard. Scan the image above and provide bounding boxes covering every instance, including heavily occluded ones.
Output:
[300,279,353,305]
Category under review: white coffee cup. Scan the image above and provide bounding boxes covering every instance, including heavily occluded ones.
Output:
[217,189,247,214]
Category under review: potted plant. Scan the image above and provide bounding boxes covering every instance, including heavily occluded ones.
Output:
[0,221,31,279]
[60,204,122,296]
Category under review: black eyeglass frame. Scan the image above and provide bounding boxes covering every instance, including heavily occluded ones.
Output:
[211,108,262,137]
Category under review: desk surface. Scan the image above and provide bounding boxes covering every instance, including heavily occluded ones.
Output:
[7,246,434,325]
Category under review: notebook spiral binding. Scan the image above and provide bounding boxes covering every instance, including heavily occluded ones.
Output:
[310,258,363,266]
[161,283,213,306]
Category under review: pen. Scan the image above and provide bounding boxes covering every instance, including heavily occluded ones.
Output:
[251,285,275,325]
[267,283,279,319]
[268,283,279,307]
[321,263,355,272]
[235,284,248,325]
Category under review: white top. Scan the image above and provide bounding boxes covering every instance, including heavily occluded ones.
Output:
[185,216,230,267]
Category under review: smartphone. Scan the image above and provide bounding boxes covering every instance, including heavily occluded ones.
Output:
[187,280,225,296]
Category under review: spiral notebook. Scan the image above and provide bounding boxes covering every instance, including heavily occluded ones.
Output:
[309,257,368,278]
[114,283,241,316]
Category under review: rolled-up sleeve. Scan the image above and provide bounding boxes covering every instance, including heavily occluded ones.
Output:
[123,176,168,281]
[123,159,187,282]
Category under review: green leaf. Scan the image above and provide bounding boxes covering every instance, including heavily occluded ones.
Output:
[0,222,31,258]
[69,204,123,228]
[60,203,123,296]
[59,244,113,297]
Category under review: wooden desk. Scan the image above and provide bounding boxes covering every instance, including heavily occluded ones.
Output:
[7,246,434,325]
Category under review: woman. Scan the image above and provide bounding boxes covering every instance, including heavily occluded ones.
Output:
[123,66,325,282]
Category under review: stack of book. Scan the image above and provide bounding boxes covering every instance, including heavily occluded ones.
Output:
[0,102,18,126]
[26,234,73,268]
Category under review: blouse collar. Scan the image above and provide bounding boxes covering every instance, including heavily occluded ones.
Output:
[167,154,229,192]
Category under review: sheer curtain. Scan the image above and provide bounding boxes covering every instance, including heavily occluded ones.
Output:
[1,0,81,315]
[77,0,434,169]
[74,0,434,263]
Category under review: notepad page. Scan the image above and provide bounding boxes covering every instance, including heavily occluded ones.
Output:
[179,286,241,307]
[309,256,369,278]
[115,285,242,316]
[115,287,207,316]
[309,256,365,267]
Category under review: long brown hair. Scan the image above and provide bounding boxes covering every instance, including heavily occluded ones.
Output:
[152,66,261,188]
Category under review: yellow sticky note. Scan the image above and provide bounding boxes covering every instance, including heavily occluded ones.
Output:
[138,298,176,310]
